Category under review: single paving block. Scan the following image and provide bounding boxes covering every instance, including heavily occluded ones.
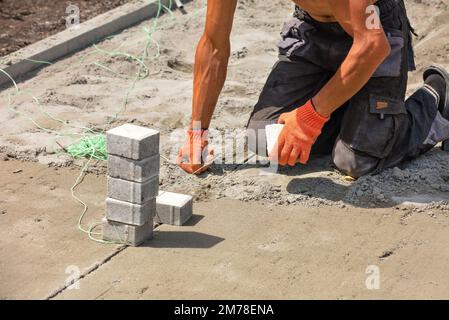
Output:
[102,218,153,246]
[106,197,156,226]
[108,154,159,183]
[107,124,160,160]
[107,176,159,204]
[155,191,193,226]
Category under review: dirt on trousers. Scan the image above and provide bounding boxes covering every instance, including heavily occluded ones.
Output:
[0,0,131,57]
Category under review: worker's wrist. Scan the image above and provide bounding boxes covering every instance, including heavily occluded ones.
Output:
[187,128,209,140]
[296,100,330,129]
[311,97,331,118]
[189,120,209,131]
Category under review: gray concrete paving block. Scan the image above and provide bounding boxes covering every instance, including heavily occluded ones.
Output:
[107,154,159,183]
[107,175,159,204]
[106,197,156,226]
[155,191,193,226]
[106,124,159,160]
[102,217,153,246]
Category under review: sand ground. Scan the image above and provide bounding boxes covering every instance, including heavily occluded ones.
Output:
[1,0,449,299]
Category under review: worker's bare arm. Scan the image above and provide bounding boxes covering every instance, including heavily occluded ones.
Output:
[191,0,238,129]
[313,0,391,117]
[177,0,237,174]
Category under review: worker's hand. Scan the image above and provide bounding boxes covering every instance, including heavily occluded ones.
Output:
[269,100,329,166]
[177,129,214,175]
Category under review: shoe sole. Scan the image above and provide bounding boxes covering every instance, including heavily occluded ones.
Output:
[423,64,449,151]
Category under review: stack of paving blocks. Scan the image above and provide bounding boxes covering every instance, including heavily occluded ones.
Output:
[103,124,160,246]
[103,123,195,246]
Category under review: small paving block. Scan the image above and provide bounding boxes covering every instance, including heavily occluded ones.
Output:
[107,176,159,204]
[106,124,160,160]
[108,154,160,183]
[102,218,153,246]
[155,191,193,226]
[106,197,156,226]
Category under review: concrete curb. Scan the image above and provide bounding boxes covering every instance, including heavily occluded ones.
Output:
[0,0,191,89]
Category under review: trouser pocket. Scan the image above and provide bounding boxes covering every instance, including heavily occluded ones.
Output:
[277,18,315,58]
[372,30,404,78]
[341,94,407,159]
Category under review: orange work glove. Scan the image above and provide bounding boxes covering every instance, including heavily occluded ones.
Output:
[177,129,215,174]
[269,100,329,166]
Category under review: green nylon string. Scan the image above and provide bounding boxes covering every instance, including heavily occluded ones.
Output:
[66,134,108,160]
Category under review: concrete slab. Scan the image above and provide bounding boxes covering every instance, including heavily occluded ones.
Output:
[106,124,159,160]
[107,154,159,183]
[107,176,159,204]
[0,0,190,89]
[155,191,193,226]
[3,160,449,299]
[0,160,118,299]
[102,217,153,246]
[106,197,156,226]
[54,200,449,300]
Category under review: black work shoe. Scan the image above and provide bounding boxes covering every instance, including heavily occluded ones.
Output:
[423,65,449,151]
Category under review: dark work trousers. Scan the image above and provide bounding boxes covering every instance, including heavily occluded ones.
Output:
[246,0,449,177]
